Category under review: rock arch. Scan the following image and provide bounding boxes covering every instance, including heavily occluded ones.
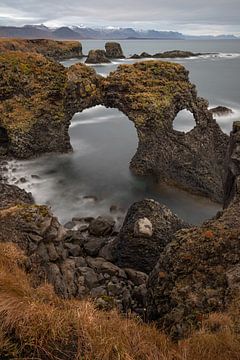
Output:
[0,52,228,202]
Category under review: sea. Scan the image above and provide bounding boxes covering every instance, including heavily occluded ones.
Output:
[7,40,240,225]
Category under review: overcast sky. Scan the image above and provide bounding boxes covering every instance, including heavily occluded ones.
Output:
[0,0,239,35]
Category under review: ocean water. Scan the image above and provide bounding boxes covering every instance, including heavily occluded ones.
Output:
[8,40,240,225]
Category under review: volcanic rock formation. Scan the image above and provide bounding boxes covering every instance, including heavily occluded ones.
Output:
[85,49,111,64]
[0,38,82,60]
[105,42,125,58]
[146,121,240,339]
[0,51,228,201]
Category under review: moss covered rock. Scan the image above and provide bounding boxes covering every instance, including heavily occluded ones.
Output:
[0,38,82,60]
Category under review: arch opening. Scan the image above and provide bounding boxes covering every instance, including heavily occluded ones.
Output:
[173,109,196,133]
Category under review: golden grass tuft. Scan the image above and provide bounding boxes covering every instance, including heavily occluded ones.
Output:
[0,242,240,359]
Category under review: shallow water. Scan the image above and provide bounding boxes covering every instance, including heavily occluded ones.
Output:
[8,40,240,225]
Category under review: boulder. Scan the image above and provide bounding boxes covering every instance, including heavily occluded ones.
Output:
[105,42,125,58]
[89,216,115,236]
[117,199,188,273]
[85,49,111,64]
[134,217,153,238]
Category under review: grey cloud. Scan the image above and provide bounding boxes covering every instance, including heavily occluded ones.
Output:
[0,0,239,34]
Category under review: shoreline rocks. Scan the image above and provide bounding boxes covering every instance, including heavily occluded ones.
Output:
[105,42,125,58]
[85,49,111,64]
[0,52,228,201]
[0,38,83,60]
[210,105,233,117]
[146,121,240,339]
[130,50,204,59]
[117,199,188,273]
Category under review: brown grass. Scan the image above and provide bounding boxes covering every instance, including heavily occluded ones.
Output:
[0,242,240,360]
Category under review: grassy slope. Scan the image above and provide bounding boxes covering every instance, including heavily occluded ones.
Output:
[0,242,239,360]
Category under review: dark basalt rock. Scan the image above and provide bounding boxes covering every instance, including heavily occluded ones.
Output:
[223,121,240,207]
[117,199,188,273]
[153,50,202,58]
[103,61,228,202]
[146,122,240,339]
[85,49,111,64]
[89,216,115,236]
[210,105,233,117]
[130,53,141,59]
[0,188,148,313]
[105,42,125,59]
[0,182,34,209]
[130,50,203,59]
[0,53,228,201]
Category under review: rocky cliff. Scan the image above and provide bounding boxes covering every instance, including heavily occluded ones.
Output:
[0,51,228,200]
[146,121,240,339]
[0,38,82,60]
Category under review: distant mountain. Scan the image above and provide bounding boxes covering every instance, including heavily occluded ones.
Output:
[52,26,83,39]
[0,24,238,40]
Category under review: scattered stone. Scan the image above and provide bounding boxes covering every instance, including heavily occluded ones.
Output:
[64,221,76,230]
[89,216,115,236]
[83,195,98,202]
[124,268,148,286]
[19,177,27,183]
[83,237,107,256]
[31,174,41,179]
[64,243,82,257]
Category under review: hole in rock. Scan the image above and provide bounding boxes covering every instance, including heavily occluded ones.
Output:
[173,109,196,133]
[9,105,221,226]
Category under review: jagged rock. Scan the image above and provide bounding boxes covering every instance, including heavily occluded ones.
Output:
[153,50,202,58]
[134,217,153,238]
[146,123,240,339]
[89,216,115,236]
[223,121,240,207]
[85,49,111,64]
[0,183,33,209]
[0,54,228,200]
[99,238,118,262]
[140,52,151,58]
[130,54,141,59]
[124,268,148,286]
[103,61,228,202]
[105,42,125,59]
[210,106,233,117]
[83,237,107,256]
[117,199,188,273]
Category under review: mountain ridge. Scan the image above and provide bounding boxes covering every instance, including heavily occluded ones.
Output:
[0,25,238,40]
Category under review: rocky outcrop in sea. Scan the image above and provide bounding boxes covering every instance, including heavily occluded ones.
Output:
[0,39,239,341]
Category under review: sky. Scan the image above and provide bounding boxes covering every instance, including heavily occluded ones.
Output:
[0,0,239,36]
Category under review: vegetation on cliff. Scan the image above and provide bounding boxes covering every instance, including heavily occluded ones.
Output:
[0,38,82,59]
[0,240,240,360]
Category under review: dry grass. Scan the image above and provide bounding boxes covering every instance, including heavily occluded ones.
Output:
[0,242,240,360]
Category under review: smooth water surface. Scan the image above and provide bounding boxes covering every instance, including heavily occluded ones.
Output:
[9,40,240,224]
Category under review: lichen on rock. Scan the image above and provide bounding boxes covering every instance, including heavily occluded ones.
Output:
[0,53,228,201]
[146,122,240,339]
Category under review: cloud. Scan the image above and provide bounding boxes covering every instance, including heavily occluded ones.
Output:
[0,0,239,34]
